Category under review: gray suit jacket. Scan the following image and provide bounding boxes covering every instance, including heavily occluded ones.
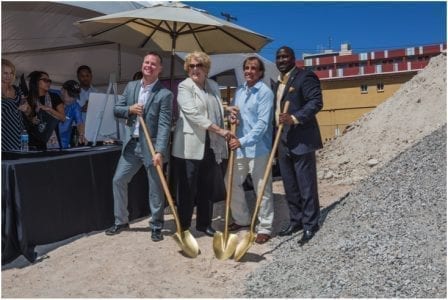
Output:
[114,80,173,166]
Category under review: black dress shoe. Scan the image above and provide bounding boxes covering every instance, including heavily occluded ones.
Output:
[151,229,164,242]
[196,226,216,237]
[105,223,129,235]
[278,224,303,236]
[298,226,319,245]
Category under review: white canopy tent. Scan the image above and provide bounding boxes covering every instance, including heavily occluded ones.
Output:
[2,1,278,93]
[1,1,187,92]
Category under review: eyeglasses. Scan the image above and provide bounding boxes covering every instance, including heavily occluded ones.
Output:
[188,63,204,69]
[39,78,52,84]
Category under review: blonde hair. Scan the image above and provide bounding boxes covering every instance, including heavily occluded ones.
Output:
[183,51,211,74]
[2,59,16,82]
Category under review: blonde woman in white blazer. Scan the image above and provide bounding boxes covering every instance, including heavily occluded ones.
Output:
[172,51,236,237]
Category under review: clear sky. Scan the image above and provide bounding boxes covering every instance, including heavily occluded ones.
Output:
[184,1,447,61]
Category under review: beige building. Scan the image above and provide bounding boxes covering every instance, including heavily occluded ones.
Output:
[318,72,416,141]
[298,43,446,141]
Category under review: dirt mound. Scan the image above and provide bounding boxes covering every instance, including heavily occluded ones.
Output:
[317,52,447,184]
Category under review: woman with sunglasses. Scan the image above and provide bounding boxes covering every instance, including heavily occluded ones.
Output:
[171,51,236,237]
[24,71,65,150]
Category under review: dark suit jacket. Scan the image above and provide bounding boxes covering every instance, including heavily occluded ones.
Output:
[274,67,323,155]
[114,80,173,166]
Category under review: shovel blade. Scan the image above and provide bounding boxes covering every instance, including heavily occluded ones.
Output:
[212,231,239,260]
[173,230,199,258]
[234,232,256,261]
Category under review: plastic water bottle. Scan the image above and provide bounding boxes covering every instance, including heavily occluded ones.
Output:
[20,129,29,152]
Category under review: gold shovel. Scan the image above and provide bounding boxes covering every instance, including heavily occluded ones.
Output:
[234,101,290,261]
[139,116,199,258]
[213,123,238,260]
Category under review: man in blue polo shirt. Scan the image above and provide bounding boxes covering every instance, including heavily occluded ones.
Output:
[227,56,275,244]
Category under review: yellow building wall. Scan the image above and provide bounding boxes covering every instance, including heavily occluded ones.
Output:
[218,72,417,143]
[317,73,416,141]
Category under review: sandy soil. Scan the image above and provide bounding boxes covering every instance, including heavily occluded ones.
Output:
[1,180,351,298]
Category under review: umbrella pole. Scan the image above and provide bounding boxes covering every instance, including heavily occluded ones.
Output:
[170,50,175,90]
[169,24,177,91]
[165,30,177,199]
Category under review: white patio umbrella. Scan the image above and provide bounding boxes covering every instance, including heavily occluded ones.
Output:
[75,2,272,87]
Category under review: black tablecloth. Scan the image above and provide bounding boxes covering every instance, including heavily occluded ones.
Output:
[2,146,149,264]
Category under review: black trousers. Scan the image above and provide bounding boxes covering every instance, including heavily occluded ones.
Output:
[173,135,220,230]
[278,142,320,230]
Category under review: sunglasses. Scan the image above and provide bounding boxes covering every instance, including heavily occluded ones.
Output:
[188,63,204,69]
[39,78,52,84]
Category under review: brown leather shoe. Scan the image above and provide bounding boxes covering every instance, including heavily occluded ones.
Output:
[255,233,271,244]
[228,223,249,232]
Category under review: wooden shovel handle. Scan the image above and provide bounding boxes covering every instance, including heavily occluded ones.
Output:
[223,122,237,240]
[138,116,182,234]
[249,101,290,231]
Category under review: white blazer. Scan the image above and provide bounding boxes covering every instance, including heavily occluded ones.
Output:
[172,77,224,160]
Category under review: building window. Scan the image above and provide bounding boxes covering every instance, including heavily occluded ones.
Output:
[377,82,384,92]
[393,63,398,72]
[406,47,415,56]
[359,53,368,60]
[335,127,341,137]
[361,84,368,94]
[375,64,382,73]
[337,68,343,77]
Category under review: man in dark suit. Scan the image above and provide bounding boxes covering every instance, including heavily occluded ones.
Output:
[105,52,173,242]
[274,46,323,245]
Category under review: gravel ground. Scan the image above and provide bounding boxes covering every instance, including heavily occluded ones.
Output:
[240,124,446,298]
[317,53,446,186]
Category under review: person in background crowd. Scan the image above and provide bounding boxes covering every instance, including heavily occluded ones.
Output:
[24,71,65,150]
[105,52,173,242]
[274,46,323,245]
[171,51,236,237]
[227,56,275,244]
[58,80,86,149]
[76,65,97,123]
[1,59,28,151]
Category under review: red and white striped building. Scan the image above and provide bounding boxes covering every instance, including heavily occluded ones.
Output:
[296,43,446,141]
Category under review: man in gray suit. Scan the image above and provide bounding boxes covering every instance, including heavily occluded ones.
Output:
[105,52,173,242]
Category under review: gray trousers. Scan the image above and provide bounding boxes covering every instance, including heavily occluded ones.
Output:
[112,139,165,230]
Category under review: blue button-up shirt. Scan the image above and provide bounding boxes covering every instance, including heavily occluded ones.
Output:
[232,80,274,158]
